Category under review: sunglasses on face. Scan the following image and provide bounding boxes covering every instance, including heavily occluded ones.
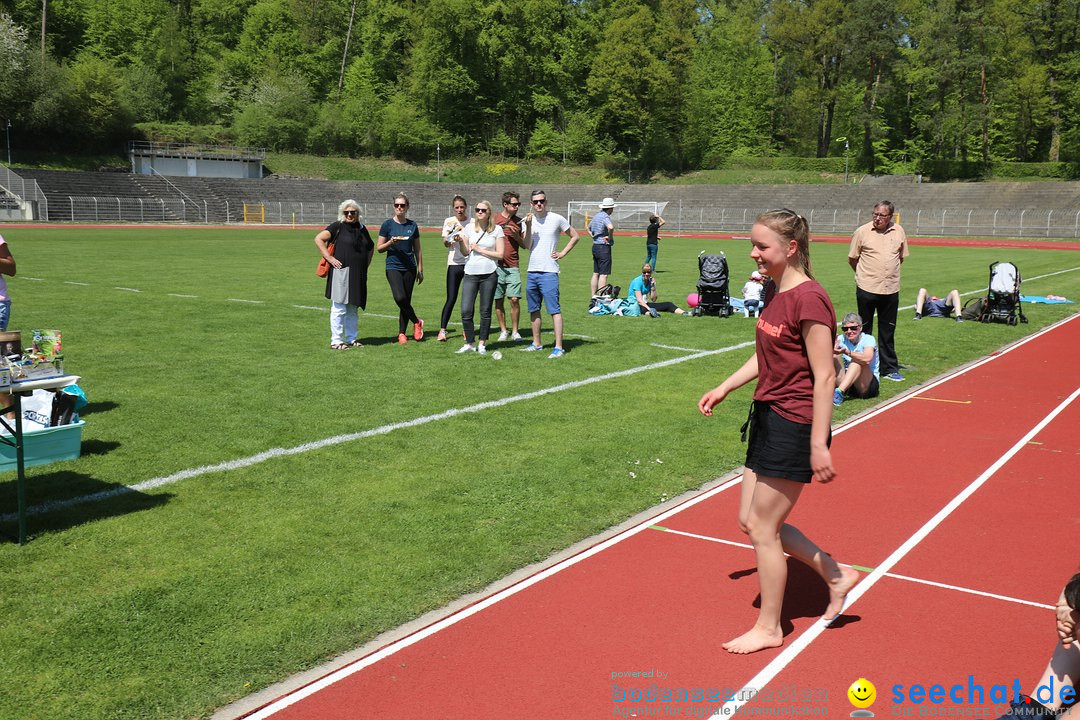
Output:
[476,208,489,213]
[842,326,861,331]
[394,203,408,208]
[531,198,546,205]
[507,201,521,207]
[343,210,358,215]
[642,271,651,275]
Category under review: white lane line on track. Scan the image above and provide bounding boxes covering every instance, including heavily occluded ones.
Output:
[114,287,142,292]
[716,384,1080,717]
[651,527,1055,611]
[238,313,1079,720]
[0,340,756,523]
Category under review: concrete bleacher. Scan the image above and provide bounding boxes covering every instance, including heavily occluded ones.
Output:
[13,168,1080,237]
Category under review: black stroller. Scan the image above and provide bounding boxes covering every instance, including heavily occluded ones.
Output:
[979,261,1027,325]
[693,252,734,317]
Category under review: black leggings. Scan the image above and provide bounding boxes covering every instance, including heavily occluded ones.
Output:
[386,268,420,334]
[441,264,466,329]
[648,302,680,313]
[460,271,498,343]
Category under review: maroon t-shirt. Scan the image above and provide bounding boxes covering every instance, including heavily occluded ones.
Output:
[495,212,523,268]
[753,279,836,424]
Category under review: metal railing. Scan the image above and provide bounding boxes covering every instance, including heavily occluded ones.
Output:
[13,193,1080,238]
[128,140,267,160]
[0,164,49,220]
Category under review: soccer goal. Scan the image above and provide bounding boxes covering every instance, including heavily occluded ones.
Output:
[567,200,667,231]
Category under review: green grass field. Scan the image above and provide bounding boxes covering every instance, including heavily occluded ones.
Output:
[1,225,1078,719]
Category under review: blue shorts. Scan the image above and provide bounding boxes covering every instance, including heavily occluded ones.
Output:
[526,272,561,315]
[0,299,10,331]
[923,298,952,318]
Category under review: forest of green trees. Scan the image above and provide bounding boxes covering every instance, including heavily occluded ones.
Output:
[2,0,1080,175]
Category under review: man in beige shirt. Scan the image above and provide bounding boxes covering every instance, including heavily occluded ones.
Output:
[849,201,909,381]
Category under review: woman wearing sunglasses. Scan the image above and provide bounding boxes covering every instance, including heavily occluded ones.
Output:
[832,313,879,406]
[437,196,471,342]
[452,200,505,354]
[377,193,425,344]
[314,199,374,350]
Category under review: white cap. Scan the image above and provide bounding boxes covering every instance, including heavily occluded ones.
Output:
[600,197,616,209]
[750,270,764,280]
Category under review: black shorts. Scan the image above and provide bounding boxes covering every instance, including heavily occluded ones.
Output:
[743,401,830,484]
[592,244,612,274]
[847,376,880,399]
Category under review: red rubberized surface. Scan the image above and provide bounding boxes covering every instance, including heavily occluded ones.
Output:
[248,317,1080,720]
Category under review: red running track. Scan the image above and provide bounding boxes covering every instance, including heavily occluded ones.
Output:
[239,314,1080,720]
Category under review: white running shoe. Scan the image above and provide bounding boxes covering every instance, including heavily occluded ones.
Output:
[456,344,475,354]
[477,344,487,355]
[511,332,524,341]
[497,330,509,341]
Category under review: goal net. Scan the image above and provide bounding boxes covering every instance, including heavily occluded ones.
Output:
[567,200,667,231]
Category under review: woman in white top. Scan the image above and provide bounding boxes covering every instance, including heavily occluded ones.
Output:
[454,200,505,354]
[438,195,470,342]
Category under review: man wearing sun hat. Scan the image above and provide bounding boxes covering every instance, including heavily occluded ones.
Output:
[588,197,616,297]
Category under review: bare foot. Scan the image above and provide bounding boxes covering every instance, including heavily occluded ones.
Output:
[824,566,861,621]
[722,624,784,654]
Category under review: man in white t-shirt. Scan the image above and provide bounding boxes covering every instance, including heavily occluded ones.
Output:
[520,189,580,358]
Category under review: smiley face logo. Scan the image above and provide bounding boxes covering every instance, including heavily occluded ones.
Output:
[847,678,876,710]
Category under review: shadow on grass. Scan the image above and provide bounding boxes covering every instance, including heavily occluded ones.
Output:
[0,468,171,543]
[80,400,120,416]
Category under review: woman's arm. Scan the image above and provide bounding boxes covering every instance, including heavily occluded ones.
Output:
[413,229,424,281]
[376,234,393,253]
[804,320,838,482]
[313,229,342,269]
[0,244,15,276]
[699,353,759,416]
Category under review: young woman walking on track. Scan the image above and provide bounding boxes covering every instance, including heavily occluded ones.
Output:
[698,209,860,655]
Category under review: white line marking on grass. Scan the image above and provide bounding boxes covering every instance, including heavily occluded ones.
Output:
[169,293,198,298]
[651,343,710,353]
[2,340,756,523]
[23,277,45,281]
[715,385,1080,718]
[651,528,1054,610]
[64,281,90,286]
[114,287,141,292]
[226,298,265,304]
[291,305,327,311]
[235,316,1079,720]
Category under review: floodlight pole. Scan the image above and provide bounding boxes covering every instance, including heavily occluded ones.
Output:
[844,139,850,184]
[436,143,441,182]
[5,120,10,166]
[627,146,631,184]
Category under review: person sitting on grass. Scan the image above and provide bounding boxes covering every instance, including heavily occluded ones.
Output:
[833,313,879,407]
[628,264,688,317]
[996,571,1079,720]
[914,288,964,322]
[742,270,766,317]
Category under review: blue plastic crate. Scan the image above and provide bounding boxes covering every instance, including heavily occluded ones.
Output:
[0,420,85,472]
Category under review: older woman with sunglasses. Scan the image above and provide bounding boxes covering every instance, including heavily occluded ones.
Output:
[452,200,505,354]
[377,193,425,344]
[314,199,374,349]
[832,312,879,406]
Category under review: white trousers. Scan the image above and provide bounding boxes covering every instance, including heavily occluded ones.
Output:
[330,302,359,344]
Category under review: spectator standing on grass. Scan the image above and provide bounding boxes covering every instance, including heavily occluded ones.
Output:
[0,233,16,417]
[832,313,879,406]
[698,208,859,655]
[849,200,908,382]
[314,200,373,350]
[628,264,688,316]
[913,288,964,322]
[521,189,580,358]
[589,198,616,298]
[377,193,425,344]
[494,191,525,342]
[453,200,505,355]
[645,213,664,271]
[437,196,470,342]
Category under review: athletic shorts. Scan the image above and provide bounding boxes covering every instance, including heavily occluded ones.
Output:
[923,298,952,318]
[494,266,522,300]
[526,271,561,315]
[846,376,880,400]
[592,244,612,275]
[744,401,830,484]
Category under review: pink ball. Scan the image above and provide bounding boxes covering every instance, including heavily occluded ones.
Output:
[686,293,700,308]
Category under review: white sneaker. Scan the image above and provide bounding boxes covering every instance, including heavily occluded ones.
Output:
[497,330,509,341]
[477,344,487,355]
[455,344,475,354]
[511,332,523,341]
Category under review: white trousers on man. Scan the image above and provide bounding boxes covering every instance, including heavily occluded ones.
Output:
[330,301,359,345]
